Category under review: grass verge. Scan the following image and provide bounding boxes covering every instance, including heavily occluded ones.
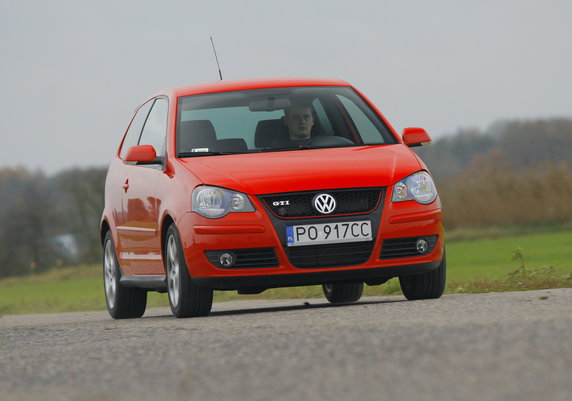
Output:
[1,230,571,315]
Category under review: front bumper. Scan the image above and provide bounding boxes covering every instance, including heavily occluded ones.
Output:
[177,190,445,290]
[193,260,441,290]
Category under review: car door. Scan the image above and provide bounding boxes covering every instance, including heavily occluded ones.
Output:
[120,97,169,275]
[113,99,154,273]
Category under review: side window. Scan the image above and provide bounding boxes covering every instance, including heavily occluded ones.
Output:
[120,100,153,159]
[139,98,169,156]
[312,99,334,135]
[337,95,384,144]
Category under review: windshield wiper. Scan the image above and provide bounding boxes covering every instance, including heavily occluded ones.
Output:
[258,145,310,153]
[177,151,243,158]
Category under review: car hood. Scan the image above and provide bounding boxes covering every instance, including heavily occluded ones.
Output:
[179,144,422,195]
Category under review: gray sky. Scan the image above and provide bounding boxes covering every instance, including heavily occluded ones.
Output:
[1,0,571,174]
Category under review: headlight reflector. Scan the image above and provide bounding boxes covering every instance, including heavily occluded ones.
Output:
[192,186,255,218]
[392,171,437,204]
[394,182,408,201]
[231,193,247,210]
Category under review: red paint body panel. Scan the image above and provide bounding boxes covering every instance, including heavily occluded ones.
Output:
[179,145,421,194]
[101,78,444,287]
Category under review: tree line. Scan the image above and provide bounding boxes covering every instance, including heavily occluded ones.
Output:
[0,167,106,277]
[0,117,571,277]
[415,117,572,229]
[415,118,572,179]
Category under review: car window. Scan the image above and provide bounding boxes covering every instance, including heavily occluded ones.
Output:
[120,100,153,159]
[312,99,334,136]
[139,98,168,156]
[337,95,384,145]
[177,86,396,156]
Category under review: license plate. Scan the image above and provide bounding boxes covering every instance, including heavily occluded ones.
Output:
[286,220,372,247]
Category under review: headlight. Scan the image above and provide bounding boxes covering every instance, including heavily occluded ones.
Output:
[192,186,255,218]
[392,171,437,204]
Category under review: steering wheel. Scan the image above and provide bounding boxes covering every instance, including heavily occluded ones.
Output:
[307,135,355,147]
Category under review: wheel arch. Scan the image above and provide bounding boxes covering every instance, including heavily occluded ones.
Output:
[100,219,111,245]
[161,214,176,263]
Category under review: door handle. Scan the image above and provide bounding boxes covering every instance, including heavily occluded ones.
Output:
[122,179,129,192]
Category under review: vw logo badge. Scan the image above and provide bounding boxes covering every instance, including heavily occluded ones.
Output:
[313,193,336,214]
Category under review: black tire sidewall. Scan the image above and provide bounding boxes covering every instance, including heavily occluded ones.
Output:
[103,231,147,319]
[400,251,446,300]
[322,282,363,303]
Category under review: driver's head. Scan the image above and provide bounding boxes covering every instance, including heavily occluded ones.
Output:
[284,102,314,140]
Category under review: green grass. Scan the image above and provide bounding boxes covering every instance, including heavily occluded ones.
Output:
[446,230,572,281]
[1,230,571,315]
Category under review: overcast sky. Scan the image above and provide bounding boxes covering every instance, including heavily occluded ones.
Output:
[1,0,571,174]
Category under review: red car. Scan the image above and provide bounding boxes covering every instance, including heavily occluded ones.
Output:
[101,78,445,319]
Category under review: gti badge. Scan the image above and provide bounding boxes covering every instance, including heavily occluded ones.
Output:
[313,193,336,214]
[272,200,290,206]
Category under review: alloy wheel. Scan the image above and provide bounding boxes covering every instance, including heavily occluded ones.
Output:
[104,239,117,309]
[167,235,180,307]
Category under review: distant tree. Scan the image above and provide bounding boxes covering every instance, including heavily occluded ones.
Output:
[52,167,107,263]
[496,119,572,169]
[414,118,572,181]
[414,128,496,180]
[0,169,56,277]
[0,166,107,277]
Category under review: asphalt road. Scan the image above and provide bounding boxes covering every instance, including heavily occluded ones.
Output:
[1,288,571,401]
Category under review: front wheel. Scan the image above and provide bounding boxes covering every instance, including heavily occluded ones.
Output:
[322,282,364,304]
[399,251,446,300]
[165,224,213,318]
[103,231,147,319]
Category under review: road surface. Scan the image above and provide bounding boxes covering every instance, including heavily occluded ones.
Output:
[1,288,571,401]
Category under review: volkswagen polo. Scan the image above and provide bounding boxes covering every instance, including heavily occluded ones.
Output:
[101,78,445,319]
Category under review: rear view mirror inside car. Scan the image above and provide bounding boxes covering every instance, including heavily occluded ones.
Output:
[249,97,290,112]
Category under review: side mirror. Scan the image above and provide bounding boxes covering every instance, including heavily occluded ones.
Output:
[124,145,157,163]
[402,127,432,147]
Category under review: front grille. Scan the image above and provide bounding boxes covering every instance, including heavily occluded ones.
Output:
[286,241,374,268]
[380,236,438,259]
[261,188,382,218]
[204,248,279,269]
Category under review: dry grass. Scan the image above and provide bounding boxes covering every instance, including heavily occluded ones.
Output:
[439,160,572,229]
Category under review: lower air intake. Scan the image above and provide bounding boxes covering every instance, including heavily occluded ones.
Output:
[204,248,279,269]
[286,241,374,268]
[380,235,438,259]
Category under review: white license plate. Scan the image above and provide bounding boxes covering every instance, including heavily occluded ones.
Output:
[286,220,372,247]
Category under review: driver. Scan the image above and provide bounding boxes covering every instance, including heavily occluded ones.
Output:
[283,101,314,141]
[269,100,315,148]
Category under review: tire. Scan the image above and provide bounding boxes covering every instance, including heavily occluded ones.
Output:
[322,282,364,304]
[103,231,147,319]
[165,224,213,318]
[399,251,446,300]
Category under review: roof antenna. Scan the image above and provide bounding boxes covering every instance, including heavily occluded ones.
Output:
[210,36,223,80]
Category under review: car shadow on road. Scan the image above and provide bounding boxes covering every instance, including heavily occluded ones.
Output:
[210,299,405,317]
[141,298,406,320]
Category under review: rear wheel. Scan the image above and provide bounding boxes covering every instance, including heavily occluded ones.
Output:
[322,282,364,304]
[103,231,147,319]
[399,251,446,300]
[165,224,213,318]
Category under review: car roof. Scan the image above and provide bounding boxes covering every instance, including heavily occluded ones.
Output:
[155,77,352,98]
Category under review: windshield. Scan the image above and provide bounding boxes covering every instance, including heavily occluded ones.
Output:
[176,86,396,157]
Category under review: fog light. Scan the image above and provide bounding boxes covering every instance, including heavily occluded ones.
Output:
[416,238,429,254]
[219,252,236,267]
